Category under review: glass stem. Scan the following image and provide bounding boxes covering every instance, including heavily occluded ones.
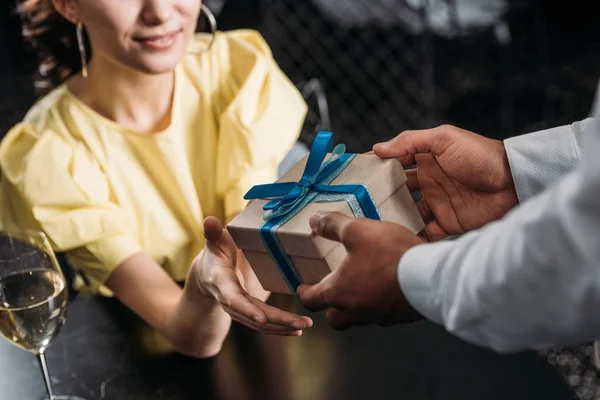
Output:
[37,349,56,400]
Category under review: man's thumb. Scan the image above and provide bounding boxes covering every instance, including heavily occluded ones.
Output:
[310,211,360,250]
[373,129,436,164]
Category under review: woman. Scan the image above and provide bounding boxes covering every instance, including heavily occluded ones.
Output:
[0,0,312,357]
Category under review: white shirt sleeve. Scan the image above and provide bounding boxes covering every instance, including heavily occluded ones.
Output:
[504,119,590,202]
[398,116,600,353]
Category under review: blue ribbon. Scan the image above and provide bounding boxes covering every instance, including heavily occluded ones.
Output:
[244,131,381,292]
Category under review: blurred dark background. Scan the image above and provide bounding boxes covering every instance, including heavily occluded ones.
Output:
[2,0,599,151]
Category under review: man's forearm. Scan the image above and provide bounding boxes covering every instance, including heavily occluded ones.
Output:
[400,118,600,352]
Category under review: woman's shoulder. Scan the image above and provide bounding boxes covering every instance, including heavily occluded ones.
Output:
[21,85,72,129]
[0,87,83,181]
[3,85,80,152]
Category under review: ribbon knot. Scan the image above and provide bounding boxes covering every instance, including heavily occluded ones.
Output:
[243,131,382,292]
[297,178,313,189]
[245,131,352,222]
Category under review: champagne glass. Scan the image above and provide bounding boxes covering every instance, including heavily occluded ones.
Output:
[0,230,86,400]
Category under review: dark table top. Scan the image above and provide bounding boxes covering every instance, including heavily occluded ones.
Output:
[0,294,574,400]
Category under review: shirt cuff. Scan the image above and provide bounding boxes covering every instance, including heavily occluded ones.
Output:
[397,240,456,325]
[504,123,582,203]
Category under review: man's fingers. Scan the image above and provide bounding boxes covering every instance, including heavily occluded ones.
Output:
[422,220,450,242]
[326,308,361,330]
[373,129,436,162]
[405,169,420,192]
[297,275,336,312]
[416,200,434,223]
[398,154,416,166]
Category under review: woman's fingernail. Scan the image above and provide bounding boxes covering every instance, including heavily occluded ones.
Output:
[253,315,263,323]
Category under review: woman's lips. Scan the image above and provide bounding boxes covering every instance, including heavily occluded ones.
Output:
[134,31,181,51]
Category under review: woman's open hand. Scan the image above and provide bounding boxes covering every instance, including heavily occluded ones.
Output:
[192,217,312,336]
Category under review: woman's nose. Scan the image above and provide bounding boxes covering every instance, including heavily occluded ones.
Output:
[141,0,174,26]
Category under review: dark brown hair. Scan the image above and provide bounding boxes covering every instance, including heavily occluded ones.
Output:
[17,0,89,96]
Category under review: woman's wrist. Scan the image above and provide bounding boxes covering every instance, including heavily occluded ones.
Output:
[166,276,229,358]
[182,271,220,310]
[187,253,221,302]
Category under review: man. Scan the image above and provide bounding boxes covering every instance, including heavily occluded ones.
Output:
[297,96,599,354]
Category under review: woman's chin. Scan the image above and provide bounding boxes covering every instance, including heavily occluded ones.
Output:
[126,43,186,74]
[133,55,184,75]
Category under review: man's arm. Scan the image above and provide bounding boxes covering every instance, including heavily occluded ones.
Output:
[504,119,591,203]
[399,117,600,352]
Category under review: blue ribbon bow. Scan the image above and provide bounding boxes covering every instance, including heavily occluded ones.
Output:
[244,131,381,292]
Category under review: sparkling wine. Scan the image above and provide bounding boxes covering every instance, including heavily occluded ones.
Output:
[0,270,68,353]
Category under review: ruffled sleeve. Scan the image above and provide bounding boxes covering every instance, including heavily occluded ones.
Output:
[0,124,142,293]
[212,30,308,218]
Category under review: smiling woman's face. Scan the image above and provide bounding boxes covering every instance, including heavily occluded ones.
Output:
[63,0,202,74]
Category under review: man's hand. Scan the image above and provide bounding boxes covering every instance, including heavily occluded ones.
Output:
[297,212,424,330]
[374,125,518,241]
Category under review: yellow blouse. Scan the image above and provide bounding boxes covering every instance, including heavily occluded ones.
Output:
[0,30,307,295]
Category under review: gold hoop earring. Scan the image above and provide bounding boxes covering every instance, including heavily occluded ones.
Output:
[187,4,217,55]
[76,21,88,78]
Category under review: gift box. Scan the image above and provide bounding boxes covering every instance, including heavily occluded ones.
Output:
[227,132,425,294]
